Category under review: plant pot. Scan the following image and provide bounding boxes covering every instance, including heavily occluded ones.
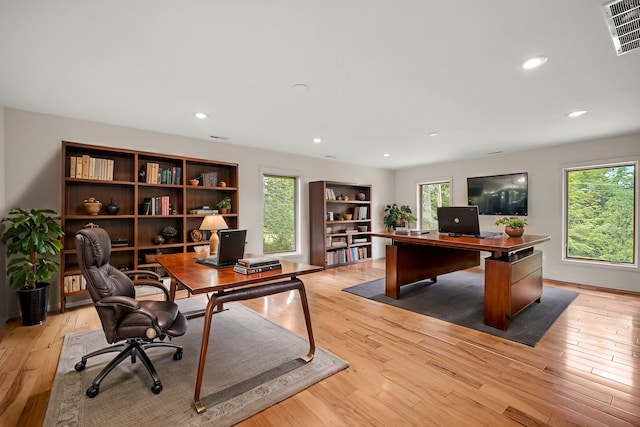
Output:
[220,208,228,214]
[393,220,406,229]
[17,283,50,326]
[505,227,524,237]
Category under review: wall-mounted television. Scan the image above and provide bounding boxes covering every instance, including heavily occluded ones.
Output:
[467,172,528,216]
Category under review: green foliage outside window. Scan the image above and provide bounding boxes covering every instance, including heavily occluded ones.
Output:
[263,175,296,253]
[566,164,636,263]
[420,182,451,229]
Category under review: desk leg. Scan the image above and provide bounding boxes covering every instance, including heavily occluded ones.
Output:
[193,278,315,414]
[169,278,177,302]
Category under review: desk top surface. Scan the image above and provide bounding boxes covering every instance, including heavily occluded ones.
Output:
[371,230,550,253]
[155,253,323,294]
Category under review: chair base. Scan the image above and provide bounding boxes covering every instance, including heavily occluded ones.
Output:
[74,337,183,397]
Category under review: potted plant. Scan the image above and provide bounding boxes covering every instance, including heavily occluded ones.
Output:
[1,208,64,325]
[383,204,417,230]
[495,217,528,237]
[217,196,231,214]
[161,226,178,243]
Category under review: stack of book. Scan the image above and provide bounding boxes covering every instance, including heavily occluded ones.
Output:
[233,256,282,274]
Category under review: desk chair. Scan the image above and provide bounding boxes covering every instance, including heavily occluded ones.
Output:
[73,228,187,397]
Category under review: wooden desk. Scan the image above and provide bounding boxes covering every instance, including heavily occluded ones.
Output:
[155,253,323,414]
[371,231,550,331]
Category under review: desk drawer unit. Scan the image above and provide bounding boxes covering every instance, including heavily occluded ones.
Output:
[484,250,543,330]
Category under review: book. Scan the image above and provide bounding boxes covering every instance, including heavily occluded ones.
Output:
[236,256,280,267]
[69,156,76,177]
[233,263,282,275]
[81,155,90,179]
[410,229,431,235]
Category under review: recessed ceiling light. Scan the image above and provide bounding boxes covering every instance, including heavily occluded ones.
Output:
[521,56,549,70]
[194,112,207,119]
[383,153,390,157]
[313,138,322,143]
[293,84,309,93]
[428,132,439,137]
[566,110,587,118]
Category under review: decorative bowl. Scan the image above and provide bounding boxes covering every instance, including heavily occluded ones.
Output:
[84,202,102,215]
[189,179,199,186]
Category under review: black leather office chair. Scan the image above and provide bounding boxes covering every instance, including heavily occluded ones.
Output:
[73,228,187,397]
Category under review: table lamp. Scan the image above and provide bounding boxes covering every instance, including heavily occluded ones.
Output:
[199,215,228,255]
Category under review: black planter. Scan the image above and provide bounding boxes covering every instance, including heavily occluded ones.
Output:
[17,282,50,326]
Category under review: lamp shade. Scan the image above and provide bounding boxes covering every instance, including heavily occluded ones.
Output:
[199,214,228,231]
[199,215,228,255]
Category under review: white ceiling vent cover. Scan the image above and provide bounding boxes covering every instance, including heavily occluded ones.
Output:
[603,0,640,55]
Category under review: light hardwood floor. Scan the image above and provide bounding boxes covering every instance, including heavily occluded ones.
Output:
[1,260,639,426]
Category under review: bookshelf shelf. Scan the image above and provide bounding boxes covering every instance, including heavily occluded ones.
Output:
[309,181,373,268]
[60,141,239,312]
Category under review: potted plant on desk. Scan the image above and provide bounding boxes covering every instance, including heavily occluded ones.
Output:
[495,217,528,237]
[383,204,417,230]
[1,208,64,325]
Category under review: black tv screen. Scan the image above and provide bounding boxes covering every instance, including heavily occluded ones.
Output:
[467,172,528,216]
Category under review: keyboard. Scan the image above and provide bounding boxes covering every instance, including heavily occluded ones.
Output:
[476,231,503,239]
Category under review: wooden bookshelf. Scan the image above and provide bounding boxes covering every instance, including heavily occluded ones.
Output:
[309,181,372,268]
[60,141,239,312]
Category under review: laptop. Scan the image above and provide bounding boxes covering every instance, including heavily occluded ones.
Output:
[437,206,502,238]
[195,229,247,267]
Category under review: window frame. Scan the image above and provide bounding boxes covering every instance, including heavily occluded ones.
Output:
[561,159,638,269]
[416,177,453,230]
[260,167,302,256]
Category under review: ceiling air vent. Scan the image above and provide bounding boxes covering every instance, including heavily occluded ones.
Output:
[603,0,640,55]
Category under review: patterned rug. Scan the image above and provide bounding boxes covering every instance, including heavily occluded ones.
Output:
[44,301,348,426]
[343,270,579,346]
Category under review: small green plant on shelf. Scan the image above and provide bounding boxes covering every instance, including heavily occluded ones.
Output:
[217,197,231,210]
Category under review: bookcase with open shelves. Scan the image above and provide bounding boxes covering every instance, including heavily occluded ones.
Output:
[60,141,239,312]
[309,181,372,268]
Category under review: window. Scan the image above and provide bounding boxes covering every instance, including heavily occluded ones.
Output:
[263,173,298,253]
[418,179,451,229]
[564,162,637,265]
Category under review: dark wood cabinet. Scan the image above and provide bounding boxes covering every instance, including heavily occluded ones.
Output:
[309,181,372,268]
[60,141,239,311]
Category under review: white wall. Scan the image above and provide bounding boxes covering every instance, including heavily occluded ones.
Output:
[4,107,639,320]
[3,108,395,317]
[394,133,640,292]
[0,104,7,325]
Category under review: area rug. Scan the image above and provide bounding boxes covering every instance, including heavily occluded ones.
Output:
[44,301,348,426]
[343,270,578,346]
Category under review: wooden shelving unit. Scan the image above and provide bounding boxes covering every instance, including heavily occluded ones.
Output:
[60,141,239,311]
[309,181,372,268]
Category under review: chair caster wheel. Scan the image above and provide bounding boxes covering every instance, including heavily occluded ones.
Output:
[151,382,163,394]
[86,385,99,398]
[75,361,86,371]
[173,349,183,360]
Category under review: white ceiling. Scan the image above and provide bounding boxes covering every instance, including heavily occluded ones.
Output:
[1,1,639,170]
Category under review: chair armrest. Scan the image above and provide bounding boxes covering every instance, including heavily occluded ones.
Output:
[132,278,170,301]
[125,269,162,281]
[97,295,141,310]
[97,295,159,325]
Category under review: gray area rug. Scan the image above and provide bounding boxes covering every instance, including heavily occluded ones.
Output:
[44,300,348,426]
[343,270,578,346]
